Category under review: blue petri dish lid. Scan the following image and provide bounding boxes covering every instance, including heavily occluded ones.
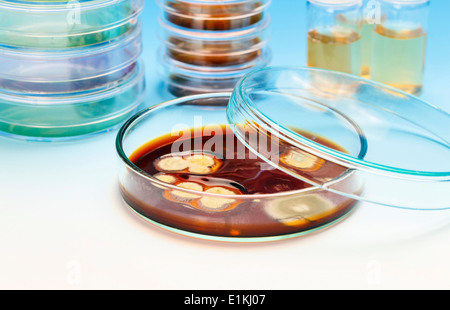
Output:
[0,0,144,49]
[227,66,450,210]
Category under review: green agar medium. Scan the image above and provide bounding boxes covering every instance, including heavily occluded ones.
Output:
[0,65,145,140]
[0,0,138,48]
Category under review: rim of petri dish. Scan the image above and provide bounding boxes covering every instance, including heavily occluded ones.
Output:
[157,0,272,19]
[0,0,141,10]
[160,46,272,76]
[0,0,144,37]
[0,21,142,57]
[158,13,271,41]
[233,66,450,180]
[0,60,145,106]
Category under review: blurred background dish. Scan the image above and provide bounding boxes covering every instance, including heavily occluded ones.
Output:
[158,0,271,31]
[0,22,142,94]
[157,0,272,97]
[0,0,145,140]
[159,46,271,97]
[0,0,143,49]
[0,60,146,141]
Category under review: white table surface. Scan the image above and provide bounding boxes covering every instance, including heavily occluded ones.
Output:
[1,1,449,290]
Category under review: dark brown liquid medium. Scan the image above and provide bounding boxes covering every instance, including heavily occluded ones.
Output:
[122,125,357,238]
[166,2,264,31]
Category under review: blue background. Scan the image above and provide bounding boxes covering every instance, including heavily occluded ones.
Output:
[141,0,450,114]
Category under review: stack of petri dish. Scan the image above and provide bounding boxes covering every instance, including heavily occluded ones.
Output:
[0,0,145,141]
[157,0,272,97]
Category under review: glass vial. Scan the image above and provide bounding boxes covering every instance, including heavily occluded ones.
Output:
[307,0,363,76]
[370,0,430,95]
[361,0,381,78]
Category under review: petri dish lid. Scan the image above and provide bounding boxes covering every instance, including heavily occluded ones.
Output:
[158,0,271,16]
[227,66,450,210]
[160,46,272,77]
[0,22,142,87]
[0,0,143,49]
[158,13,271,42]
[0,60,145,106]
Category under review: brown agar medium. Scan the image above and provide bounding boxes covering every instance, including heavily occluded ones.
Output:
[122,125,357,239]
[166,36,263,67]
[158,0,272,97]
[164,1,267,31]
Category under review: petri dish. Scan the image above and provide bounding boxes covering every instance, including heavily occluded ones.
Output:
[159,47,272,96]
[158,14,270,67]
[0,22,142,94]
[116,66,450,242]
[0,60,146,141]
[158,0,271,31]
[0,0,143,49]
[117,93,360,242]
[228,66,450,210]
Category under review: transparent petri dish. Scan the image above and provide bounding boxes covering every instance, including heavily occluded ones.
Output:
[228,66,450,210]
[159,14,270,67]
[117,66,450,242]
[0,0,143,49]
[116,93,361,242]
[0,60,146,141]
[158,0,271,31]
[159,47,272,96]
[0,22,142,94]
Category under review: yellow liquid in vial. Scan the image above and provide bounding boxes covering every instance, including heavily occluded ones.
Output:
[307,27,362,76]
[370,25,427,95]
[361,22,373,78]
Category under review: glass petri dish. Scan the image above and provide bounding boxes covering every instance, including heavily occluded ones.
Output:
[158,0,271,31]
[228,66,450,210]
[116,66,449,242]
[0,60,146,141]
[0,22,142,94]
[116,93,361,242]
[0,0,143,49]
[158,14,270,67]
[159,47,272,96]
